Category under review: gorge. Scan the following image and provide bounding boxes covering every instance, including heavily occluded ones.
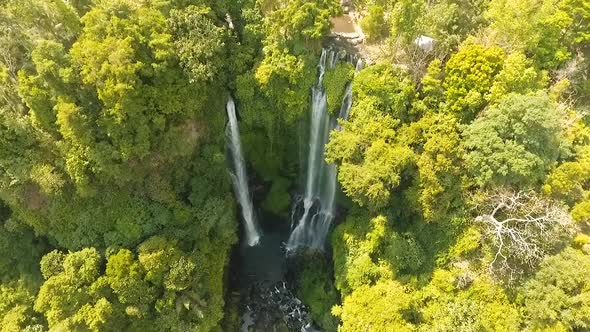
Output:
[228,48,362,331]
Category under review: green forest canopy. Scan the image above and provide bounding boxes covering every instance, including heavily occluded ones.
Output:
[0,0,589,331]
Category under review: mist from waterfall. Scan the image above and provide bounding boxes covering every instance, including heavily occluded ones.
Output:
[286,50,361,251]
[226,98,261,246]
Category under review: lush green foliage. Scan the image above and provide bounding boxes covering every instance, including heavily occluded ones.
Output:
[324,62,355,115]
[1,0,589,331]
[332,279,415,331]
[360,5,388,42]
[0,0,252,330]
[518,248,590,330]
[463,93,564,188]
[443,42,505,121]
[34,236,231,331]
[292,253,340,331]
[328,1,590,331]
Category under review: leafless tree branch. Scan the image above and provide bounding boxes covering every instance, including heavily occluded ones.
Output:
[474,189,577,282]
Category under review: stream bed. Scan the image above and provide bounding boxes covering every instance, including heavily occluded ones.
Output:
[228,211,320,332]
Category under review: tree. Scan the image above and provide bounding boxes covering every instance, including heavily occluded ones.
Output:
[331,214,394,296]
[326,99,415,209]
[5,0,235,257]
[15,0,219,195]
[443,41,505,121]
[105,249,156,309]
[168,5,228,83]
[265,0,341,51]
[389,0,426,46]
[413,58,445,114]
[474,189,576,281]
[544,145,590,223]
[559,0,590,52]
[324,62,355,115]
[68,0,94,16]
[418,0,490,53]
[389,0,488,53]
[0,0,81,47]
[292,252,339,331]
[332,214,424,296]
[0,215,44,281]
[325,63,418,209]
[34,248,112,330]
[487,52,548,104]
[332,280,415,332]
[352,63,416,122]
[361,5,388,42]
[417,268,521,331]
[402,113,466,222]
[32,233,231,331]
[518,248,590,330]
[0,280,44,332]
[463,92,564,188]
[485,0,572,69]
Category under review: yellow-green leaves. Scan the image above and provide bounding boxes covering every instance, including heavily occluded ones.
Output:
[414,113,465,221]
[32,236,224,331]
[488,51,548,104]
[168,5,227,83]
[360,5,388,42]
[352,63,416,122]
[545,145,590,223]
[324,62,354,115]
[419,268,520,331]
[266,0,342,45]
[327,98,413,209]
[0,280,41,332]
[326,64,418,209]
[333,280,415,332]
[34,248,102,328]
[443,42,505,121]
[485,0,573,69]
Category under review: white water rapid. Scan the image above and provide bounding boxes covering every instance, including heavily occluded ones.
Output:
[226,98,261,246]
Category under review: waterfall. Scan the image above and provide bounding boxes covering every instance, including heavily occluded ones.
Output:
[355,57,363,72]
[226,98,261,246]
[286,50,361,251]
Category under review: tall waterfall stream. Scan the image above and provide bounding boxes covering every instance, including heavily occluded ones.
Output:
[287,49,362,252]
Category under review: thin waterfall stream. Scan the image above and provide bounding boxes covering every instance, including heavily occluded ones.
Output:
[226,98,261,246]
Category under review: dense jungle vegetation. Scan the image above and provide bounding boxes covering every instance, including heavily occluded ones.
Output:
[0,0,589,331]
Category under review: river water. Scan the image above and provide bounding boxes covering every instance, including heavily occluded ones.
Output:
[228,211,320,332]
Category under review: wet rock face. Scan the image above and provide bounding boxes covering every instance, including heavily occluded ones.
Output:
[240,281,319,332]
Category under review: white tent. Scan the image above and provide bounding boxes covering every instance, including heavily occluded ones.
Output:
[414,35,435,52]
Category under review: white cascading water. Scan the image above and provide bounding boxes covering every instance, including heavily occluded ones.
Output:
[355,57,364,73]
[286,50,361,251]
[226,98,261,246]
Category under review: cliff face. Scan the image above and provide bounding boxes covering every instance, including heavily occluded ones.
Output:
[328,5,370,64]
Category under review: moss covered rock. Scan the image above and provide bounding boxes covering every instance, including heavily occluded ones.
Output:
[324,62,355,115]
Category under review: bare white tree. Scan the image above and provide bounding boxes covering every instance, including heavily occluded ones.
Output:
[474,189,577,282]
